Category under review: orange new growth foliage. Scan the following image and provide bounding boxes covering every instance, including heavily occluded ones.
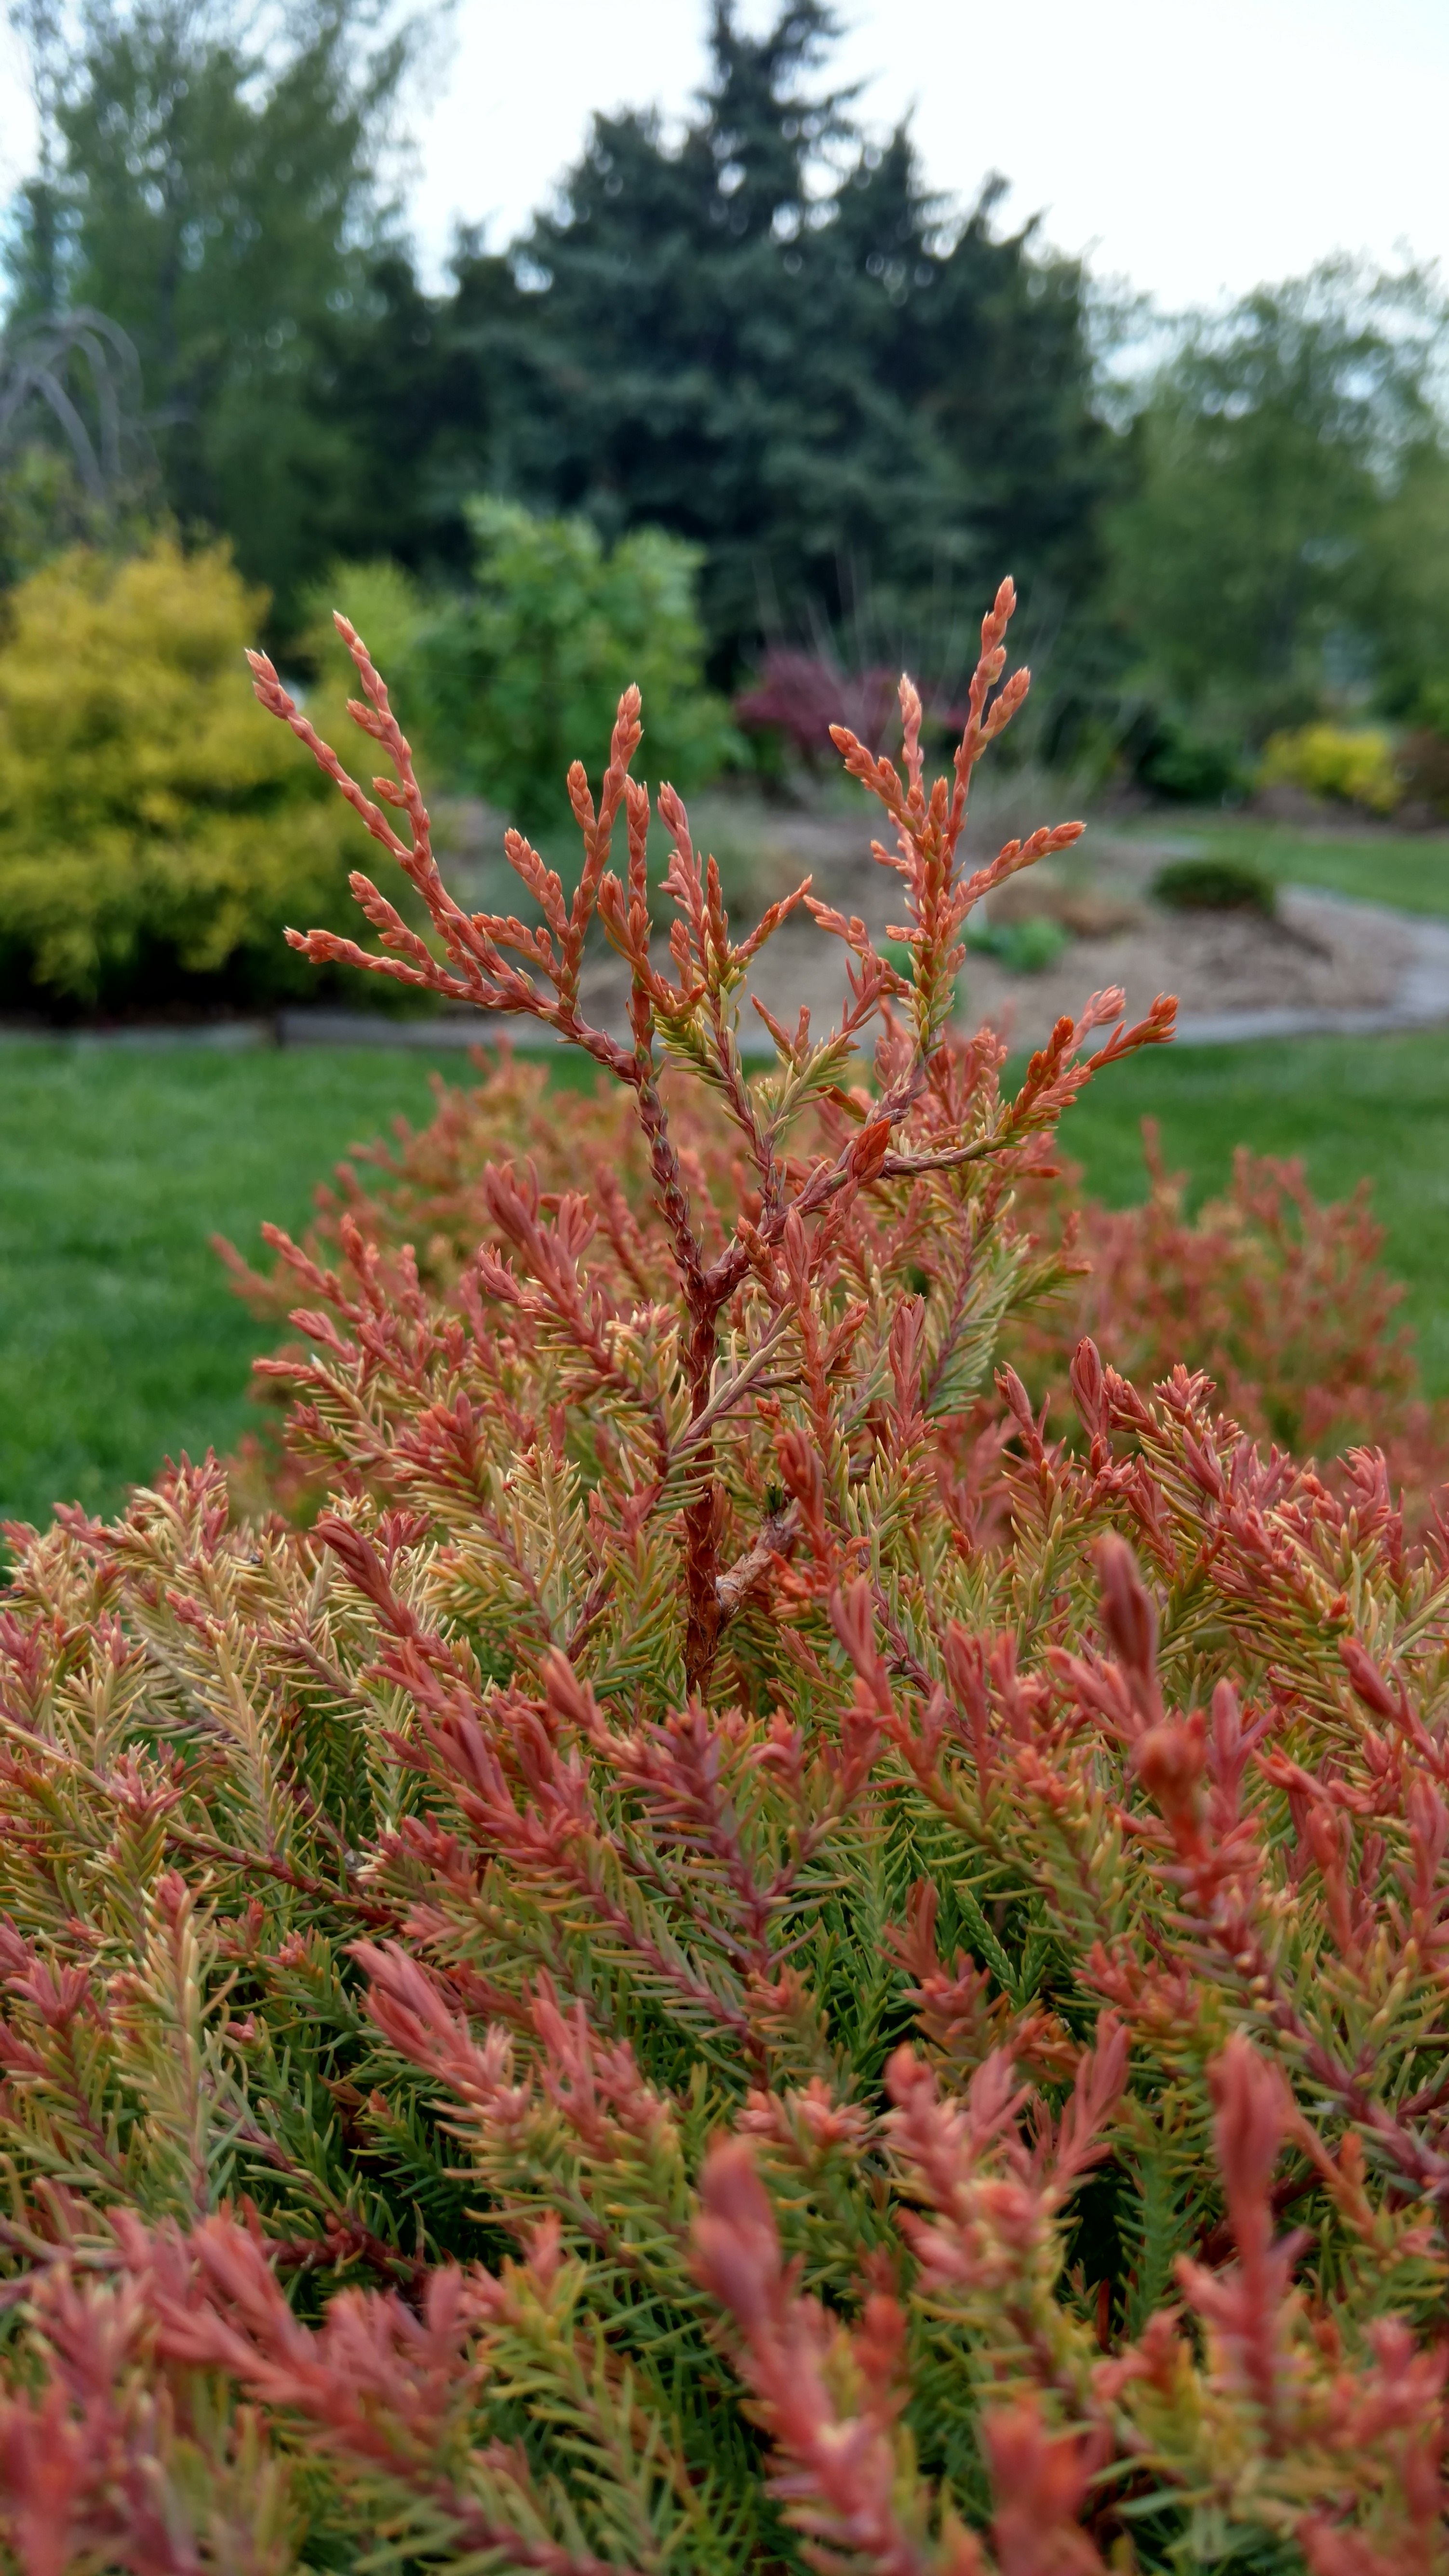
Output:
[1034,1123,1420,1450]
[222,1085,1447,1531]
[3,580,1449,2576]
[1005,1123,1449,1523]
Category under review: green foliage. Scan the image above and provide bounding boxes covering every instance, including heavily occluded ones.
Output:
[1400,725,1449,819]
[1152,858,1275,914]
[403,497,739,829]
[299,552,433,760]
[1355,434,1449,718]
[1106,260,1449,734]
[1150,815,1449,921]
[1127,709,1251,805]
[0,311,157,586]
[303,555,429,692]
[0,438,110,587]
[3,586,1449,2570]
[488,6,1114,674]
[0,536,358,1008]
[965,912,1070,972]
[1396,679,1449,818]
[1411,678,1449,740]
[4,2,1114,672]
[6,0,424,624]
[11,2,1449,755]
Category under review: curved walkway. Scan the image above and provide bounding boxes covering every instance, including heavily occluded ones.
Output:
[1170,891,1449,1046]
[6,890,1449,1053]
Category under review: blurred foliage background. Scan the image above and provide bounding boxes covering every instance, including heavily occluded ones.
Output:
[0,539,361,1009]
[1,0,1442,953]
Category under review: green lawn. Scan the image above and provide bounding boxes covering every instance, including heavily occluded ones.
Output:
[0,1043,533,1535]
[3,1027,1449,1536]
[1115,813,1449,917]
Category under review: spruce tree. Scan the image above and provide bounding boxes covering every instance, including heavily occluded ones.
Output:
[472,1,1114,678]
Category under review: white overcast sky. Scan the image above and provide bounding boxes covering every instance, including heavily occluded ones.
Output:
[0,0,1445,309]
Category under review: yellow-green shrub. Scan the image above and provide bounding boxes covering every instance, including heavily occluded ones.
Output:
[299,556,430,745]
[0,538,358,1010]
[1260,718,1401,813]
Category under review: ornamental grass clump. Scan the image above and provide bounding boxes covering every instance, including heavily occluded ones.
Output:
[5,581,1449,2573]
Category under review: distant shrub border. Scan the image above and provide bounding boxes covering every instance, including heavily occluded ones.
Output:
[3,580,1449,2572]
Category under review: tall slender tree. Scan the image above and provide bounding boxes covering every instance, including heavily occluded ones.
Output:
[5,0,429,618]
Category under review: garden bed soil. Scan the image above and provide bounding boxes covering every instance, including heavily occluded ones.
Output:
[569,810,1436,1052]
[7,809,1447,1054]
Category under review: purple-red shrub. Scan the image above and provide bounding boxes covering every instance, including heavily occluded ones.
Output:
[1,582,1449,2575]
[735,650,965,768]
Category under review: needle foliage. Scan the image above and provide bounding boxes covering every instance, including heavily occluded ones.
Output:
[2,584,1449,2575]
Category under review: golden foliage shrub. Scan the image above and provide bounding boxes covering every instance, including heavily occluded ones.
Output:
[0,537,359,1010]
[1259,722,1401,815]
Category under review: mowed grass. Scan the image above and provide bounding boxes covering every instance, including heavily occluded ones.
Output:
[1117,814,1449,916]
[0,1040,594,1536]
[2,1027,1448,1535]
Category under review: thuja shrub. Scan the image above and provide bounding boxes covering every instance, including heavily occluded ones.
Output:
[1008,1123,1449,1509]
[6,585,1449,2573]
[220,1067,1445,1523]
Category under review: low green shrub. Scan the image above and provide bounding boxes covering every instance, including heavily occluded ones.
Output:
[0,537,361,1013]
[1153,856,1275,914]
[1128,711,1249,805]
[965,912,1071,972]
[5,583,1449,2573]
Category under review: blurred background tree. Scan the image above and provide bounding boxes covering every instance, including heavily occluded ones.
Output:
[466,0,1114,682]
[4,0,430,623]
[1106,261,1449,745]
[0,0,1447,855]
[0,0,1117,684]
